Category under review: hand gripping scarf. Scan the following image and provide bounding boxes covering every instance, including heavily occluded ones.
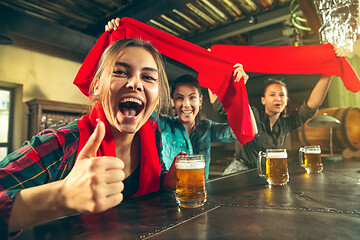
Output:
[77,104,161,198]
[74,17,360,145]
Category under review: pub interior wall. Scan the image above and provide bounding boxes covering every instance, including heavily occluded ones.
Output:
[0,44,87,149]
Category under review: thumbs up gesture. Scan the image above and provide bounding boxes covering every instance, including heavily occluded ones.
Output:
[59,120,125,213]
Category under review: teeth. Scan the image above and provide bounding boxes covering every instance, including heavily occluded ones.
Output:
[120,97,142,105]
[182,111,192,114]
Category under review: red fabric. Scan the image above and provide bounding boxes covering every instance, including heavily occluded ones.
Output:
[76,104,161,198]
[73,17,360,145]
[210,44,360,92]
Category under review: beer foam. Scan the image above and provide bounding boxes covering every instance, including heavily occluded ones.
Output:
[175,161,205,169]
[267,152,287,158]
[305,149,321,154]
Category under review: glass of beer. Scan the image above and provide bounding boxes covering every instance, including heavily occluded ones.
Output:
[299,145,323,174]
[258,149,289,186]
[175,155,207,208]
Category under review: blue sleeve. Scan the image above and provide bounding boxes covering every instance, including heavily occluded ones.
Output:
[209,120,238,143]
[152,113,173,132]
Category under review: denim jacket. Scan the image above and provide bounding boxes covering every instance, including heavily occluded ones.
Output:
[154,114,238,179]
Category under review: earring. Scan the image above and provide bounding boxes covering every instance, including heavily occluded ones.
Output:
[172,106,175,109]
[200,105,202,109]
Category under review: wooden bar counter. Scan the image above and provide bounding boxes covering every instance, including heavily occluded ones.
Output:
[17,158,360,240]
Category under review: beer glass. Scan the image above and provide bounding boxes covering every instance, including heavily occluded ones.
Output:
[299,145,323,174]
[175,155,207,208]
[258,149,289,186]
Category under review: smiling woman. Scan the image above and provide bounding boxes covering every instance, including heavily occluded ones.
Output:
[223,45,346,174]
[0,38,176,238]
[153,74,249,180]
[90,45,161,136]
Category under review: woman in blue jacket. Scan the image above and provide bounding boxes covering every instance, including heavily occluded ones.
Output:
[155,71,257,179]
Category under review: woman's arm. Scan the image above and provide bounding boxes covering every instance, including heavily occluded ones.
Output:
[9,180,74,232]
[8,121,125,232]
[248,104,258,136]
[307,45,345,109]
[162,152,187,191]
[161,160,176,191]
[306,75,332,110]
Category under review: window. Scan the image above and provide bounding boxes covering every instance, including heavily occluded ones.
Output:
[0,87,14,160]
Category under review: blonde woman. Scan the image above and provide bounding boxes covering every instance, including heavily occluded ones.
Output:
[0,38,176,237]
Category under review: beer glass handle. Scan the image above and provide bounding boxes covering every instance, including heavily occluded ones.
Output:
[257,151,266,178]
[299,147,305,167]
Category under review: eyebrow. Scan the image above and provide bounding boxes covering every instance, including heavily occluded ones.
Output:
[174,92,197,97]
[114,62,158,73]
[269,90,285,93]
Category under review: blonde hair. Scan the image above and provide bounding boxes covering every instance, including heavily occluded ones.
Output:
[89,38,170,116]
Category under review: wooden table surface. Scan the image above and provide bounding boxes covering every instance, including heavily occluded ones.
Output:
[17,158,360,240]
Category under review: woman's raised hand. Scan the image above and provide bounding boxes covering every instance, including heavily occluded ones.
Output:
[334,45,345,58]
[233,63,249,84]
[105,17,121,32]
[59,120,125,213]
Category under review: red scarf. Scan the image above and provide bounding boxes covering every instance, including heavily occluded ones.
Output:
[73,17,360,145]
[77,104,161,198]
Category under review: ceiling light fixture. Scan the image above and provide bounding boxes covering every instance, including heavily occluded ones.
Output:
[314,0,359,52]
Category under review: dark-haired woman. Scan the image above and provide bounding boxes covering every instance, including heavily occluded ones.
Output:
[222,46,345,174]
[155,70,257,180]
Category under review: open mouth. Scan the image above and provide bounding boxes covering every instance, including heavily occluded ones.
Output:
[119,97,144,118]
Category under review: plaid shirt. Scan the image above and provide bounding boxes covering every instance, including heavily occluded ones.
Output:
[0,119,165,238]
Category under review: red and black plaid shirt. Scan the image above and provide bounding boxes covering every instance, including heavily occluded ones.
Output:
[0,118,165,238]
